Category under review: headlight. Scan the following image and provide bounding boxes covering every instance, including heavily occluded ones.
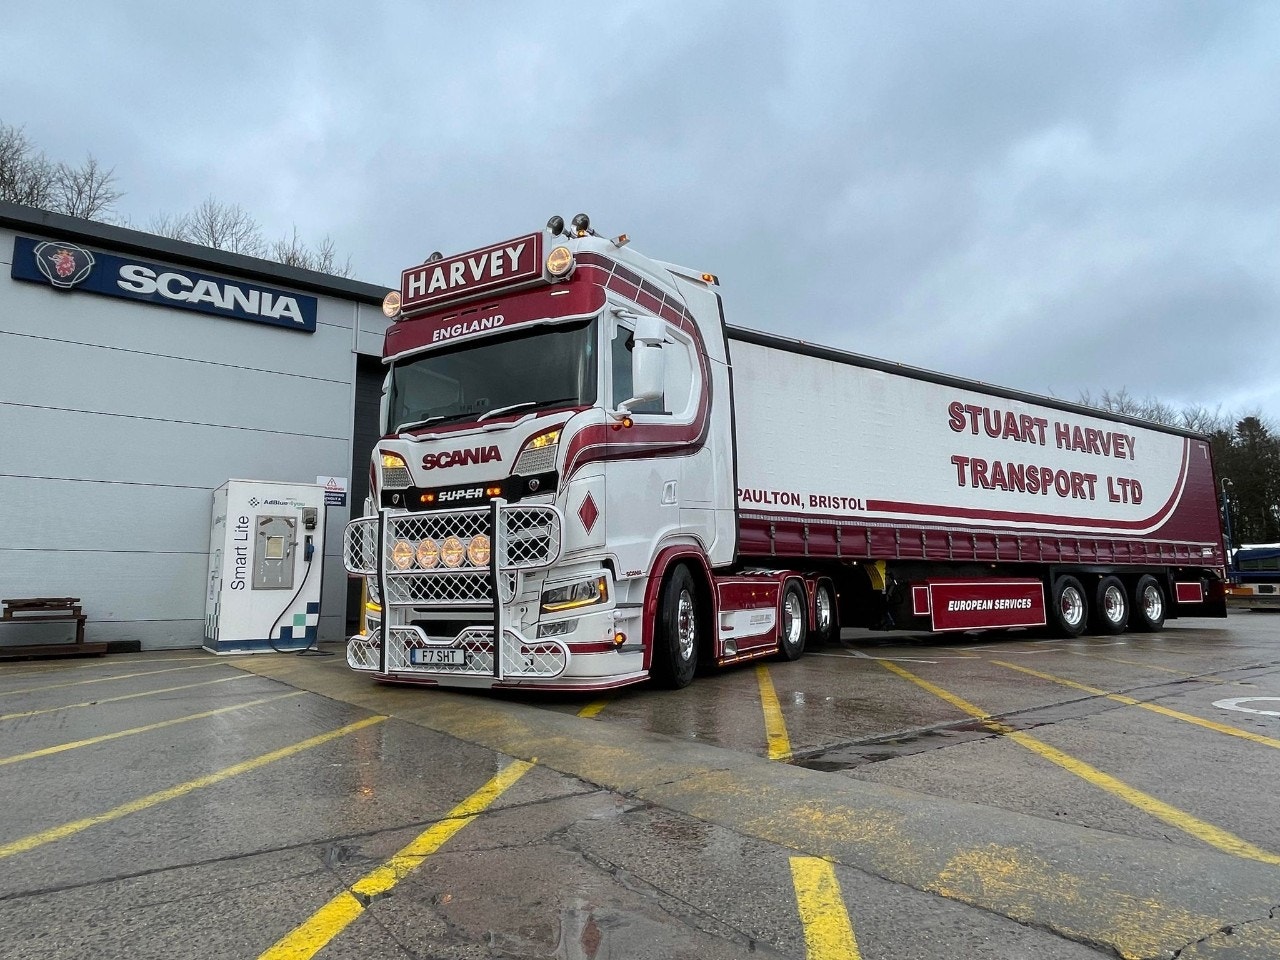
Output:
[541,576,608,612]
[514,428,561,475]
[380,451,412,490]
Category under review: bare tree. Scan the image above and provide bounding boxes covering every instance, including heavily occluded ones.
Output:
[4,120,355,274]
[52,154,122,220]
[168,197,265,255]
[0,122,55,208]
[268,225,354,277]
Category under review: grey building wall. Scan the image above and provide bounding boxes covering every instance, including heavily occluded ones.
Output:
[0,202,391,650]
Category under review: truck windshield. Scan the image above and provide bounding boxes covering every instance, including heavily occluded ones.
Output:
[387,318,598,434]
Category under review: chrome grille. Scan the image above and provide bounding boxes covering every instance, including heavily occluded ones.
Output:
[384,571,517,605]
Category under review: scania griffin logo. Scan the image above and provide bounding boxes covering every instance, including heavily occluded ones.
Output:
[422,445,502,470]
[34,240,95,289]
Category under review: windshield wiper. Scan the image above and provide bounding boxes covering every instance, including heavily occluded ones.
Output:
[477,397,580,423]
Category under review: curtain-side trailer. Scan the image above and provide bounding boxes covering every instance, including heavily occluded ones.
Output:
[343,215,1227,691]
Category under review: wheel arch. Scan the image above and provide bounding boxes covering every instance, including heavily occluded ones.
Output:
[641,543,715,672]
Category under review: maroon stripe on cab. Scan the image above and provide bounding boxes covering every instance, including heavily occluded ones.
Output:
[563,259,713,477]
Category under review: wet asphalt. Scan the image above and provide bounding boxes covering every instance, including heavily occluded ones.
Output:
[1,613,1278,959]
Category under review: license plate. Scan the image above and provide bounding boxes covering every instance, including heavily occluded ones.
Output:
[410,647,466,667]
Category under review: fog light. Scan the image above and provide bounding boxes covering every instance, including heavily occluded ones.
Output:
[391,540,414,570]
[440,536,465,568]
[416,539,439,568]
[467,534,491,566]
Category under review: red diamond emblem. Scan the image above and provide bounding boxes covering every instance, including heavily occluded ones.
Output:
[578,493,599,534]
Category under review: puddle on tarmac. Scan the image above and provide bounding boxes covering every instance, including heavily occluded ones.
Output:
[794,716,1046,772]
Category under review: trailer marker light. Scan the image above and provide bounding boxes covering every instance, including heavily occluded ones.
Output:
[610,415,633,431]
[700,273,719,285]
[612,632,626,647]
[420,492,436,504]
[486,486,503,497]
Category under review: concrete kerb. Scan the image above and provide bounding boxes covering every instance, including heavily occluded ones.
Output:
[228,651,1280,960]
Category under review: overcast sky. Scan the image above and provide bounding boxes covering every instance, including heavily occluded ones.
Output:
[4,2,1277,422]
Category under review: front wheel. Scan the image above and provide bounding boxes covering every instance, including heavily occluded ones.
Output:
[1090,575,1129,635]
[652,564,700,688]
[1131,575,1166,632]
[776,582,808,661]
[1048,575,1088,637]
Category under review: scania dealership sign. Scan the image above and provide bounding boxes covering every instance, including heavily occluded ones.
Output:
[10,236,317,332]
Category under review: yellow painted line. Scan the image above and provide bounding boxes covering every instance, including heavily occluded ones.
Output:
[991,660,1280,751]
[0,715,387,860]
[259,758,534,959]
[0,661,221,696]
[0,655,210,677]
[0,674,254,721]
[577,700,609,718]
[756,665,793,761]
[1064,648,1225,681]
[0,691,306,766]
[790,856,862,959]
[878,659,1280,866]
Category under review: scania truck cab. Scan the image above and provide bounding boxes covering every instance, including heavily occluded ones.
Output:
[345,214,753,690]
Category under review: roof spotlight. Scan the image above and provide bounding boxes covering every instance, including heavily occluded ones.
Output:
[425,251,443,263]
[571,213,592,237]
[546,215,565,236]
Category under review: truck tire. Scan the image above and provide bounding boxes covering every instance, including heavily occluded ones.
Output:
[652,564,700,688]
[1048,575,1088,637]
[812,581,838,646]
[1090,575,1129,635]
[1131,575,1167,632]
[776,582,808,660]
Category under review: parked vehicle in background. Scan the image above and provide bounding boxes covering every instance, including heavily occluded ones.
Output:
[343,215,1228,691]
[1226,543,1280,611]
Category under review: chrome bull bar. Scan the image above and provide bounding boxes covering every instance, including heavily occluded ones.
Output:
[343,499,564,681]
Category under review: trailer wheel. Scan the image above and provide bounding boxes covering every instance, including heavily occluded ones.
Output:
[812,581,838,646]
[776,582,808,661]
[652,564,700,688]
[1048,575,1088,637]
[1131,575,1166,632]
[1090,576,1129,635]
